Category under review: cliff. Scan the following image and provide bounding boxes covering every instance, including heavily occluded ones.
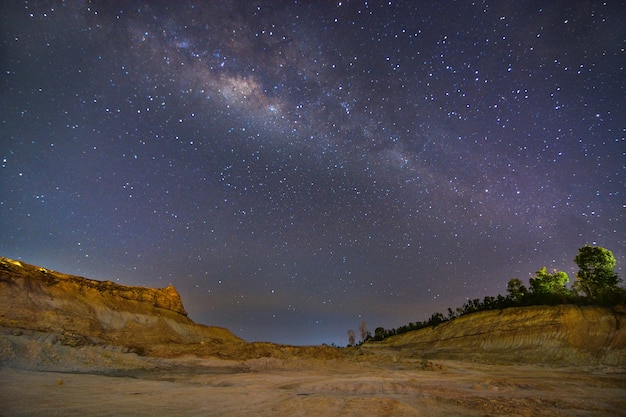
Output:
[361,304,626,365]
[0,257,243,357]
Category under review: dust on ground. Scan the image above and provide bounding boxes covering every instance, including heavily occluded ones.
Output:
[1,357,624,417]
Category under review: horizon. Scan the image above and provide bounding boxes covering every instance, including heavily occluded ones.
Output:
[2,252,621,348]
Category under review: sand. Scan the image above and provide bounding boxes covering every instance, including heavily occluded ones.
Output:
[1,357,624,417]
[2,260,625,415]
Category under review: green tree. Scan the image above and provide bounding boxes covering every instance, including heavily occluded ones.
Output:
[529,267,569,295]
[573,245,622,299]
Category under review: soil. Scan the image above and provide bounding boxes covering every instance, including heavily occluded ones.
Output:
[1,259,624,416]
[1,357,624,417]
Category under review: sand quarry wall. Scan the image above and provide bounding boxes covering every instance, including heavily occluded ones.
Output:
[2,256,625,366]
[0,257,242,354]
[364,304,626,365]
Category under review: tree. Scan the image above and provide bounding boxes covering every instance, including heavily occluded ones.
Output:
[529,267,569,295]
[506,278,528,303]
[374,327,386,341]
[573,245,622,299]
[358,321,368,342]
[428,312,445,327]
[482,295,496,309]
[347,330,355,347]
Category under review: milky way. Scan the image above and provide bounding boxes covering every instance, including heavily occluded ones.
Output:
[1,1,624,345]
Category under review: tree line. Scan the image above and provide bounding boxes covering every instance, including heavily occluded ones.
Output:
[365,244,624,343]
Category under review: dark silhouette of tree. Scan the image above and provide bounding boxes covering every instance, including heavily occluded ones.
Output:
[428,312,445,327]
[374,327,386,341]
[461,298,482,315]
[507,278,528,303]
[482,296,496,309]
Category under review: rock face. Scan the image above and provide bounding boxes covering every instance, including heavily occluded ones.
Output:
[0,257,243,356]
[362,304,626,365]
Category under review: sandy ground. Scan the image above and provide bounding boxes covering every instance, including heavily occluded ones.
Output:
[1,358,624,417]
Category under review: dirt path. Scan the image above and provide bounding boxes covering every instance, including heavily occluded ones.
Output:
[1,359,624,416]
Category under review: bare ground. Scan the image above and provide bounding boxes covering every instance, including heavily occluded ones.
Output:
[1,357,624,417]
[2,261,625,416]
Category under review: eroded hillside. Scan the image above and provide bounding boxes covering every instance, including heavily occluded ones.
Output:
[0,257,251,357]
[360,304,626,365]
[0,257,343,367]
[1,256,625,369]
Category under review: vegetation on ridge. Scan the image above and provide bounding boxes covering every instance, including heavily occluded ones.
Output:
[357,244,624,345]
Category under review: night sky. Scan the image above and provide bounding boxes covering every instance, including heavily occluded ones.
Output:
[1,1,624,346]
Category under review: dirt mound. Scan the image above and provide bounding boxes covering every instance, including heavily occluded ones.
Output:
[361,304,626,365]
[0,257,246,357]
[0,257,344,365]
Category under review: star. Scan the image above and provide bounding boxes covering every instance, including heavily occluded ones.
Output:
[1,1,624,346]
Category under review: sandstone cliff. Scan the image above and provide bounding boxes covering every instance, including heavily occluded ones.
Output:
[0,257,243,357]
[361,304,626,365]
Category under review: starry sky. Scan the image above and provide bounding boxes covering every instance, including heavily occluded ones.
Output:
[1,1,624,346]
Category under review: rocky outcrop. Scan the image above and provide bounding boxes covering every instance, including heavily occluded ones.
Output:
[0,257,243,357]
[362,304,626,365]
[1,258,187,315]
